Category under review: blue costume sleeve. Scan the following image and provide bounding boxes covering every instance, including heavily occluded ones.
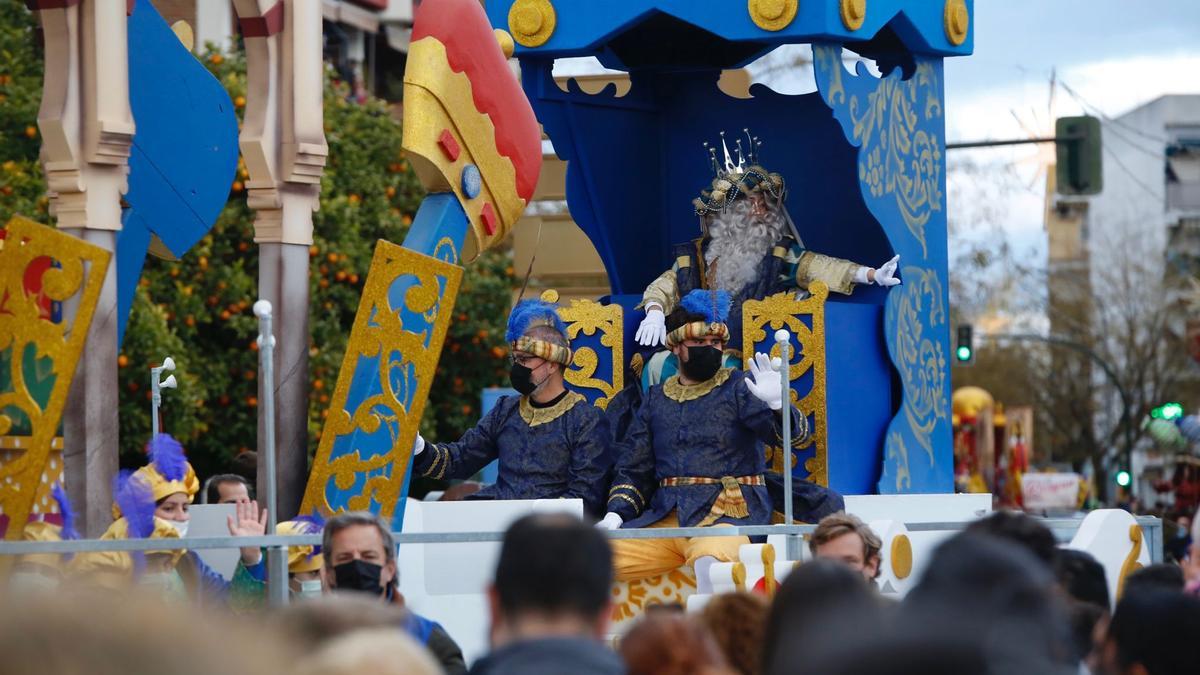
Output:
[414,400,504,480]
[563,407,612,517]
[734,372,805,449]
[606,395,655,521]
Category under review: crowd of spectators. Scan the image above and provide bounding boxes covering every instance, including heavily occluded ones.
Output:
[4,509,1200,675]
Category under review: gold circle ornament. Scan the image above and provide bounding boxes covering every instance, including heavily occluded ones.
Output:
[840,0,866,31]
[494,29,516,59]
[943,0,969,46]
[890,534,913,579]
[508,0,556,48]
[748,0,798,32]
[540,289,560,303]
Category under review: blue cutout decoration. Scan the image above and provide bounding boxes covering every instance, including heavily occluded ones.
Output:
[117,0,239,345]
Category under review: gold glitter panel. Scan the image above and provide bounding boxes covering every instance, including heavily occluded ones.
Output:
[0,216,111,539]
[742,283,829,486]
[300,241,463,518]
[558,297,624,410]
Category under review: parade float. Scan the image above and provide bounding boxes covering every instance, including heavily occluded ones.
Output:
[0,0,1156,664]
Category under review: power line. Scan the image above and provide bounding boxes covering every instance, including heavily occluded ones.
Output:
[1059,80,1171,145]
[1102,142,1164,203]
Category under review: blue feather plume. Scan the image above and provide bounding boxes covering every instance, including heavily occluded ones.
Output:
[292,510,326,558]
[505,299,566,342]
[147,433,188,482]
[50,482,78,541]
[113,470,156,540]
[680,289,731,324]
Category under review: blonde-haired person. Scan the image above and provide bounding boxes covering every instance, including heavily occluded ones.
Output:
[72,434,268,604]
[294,628,442,675]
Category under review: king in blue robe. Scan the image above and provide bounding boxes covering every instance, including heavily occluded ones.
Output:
[599,289,828,583]
[412,298,611,517]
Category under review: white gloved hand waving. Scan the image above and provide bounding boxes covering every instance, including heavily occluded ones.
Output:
[872,255,901,287]
[413,434,426,456]
[596,512,624,530]
[744,352,784,410]
[634,307,667,347]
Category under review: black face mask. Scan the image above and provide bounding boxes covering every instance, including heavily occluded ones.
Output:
[681,345,723,382]
[332,559,385,597]
[509,362,543,396]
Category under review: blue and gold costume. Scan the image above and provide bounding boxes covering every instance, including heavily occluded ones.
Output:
[414,298,611,517]
[608,367,799,530]
[413,390,610,516]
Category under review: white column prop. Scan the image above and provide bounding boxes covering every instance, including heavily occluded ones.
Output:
[35,0,135,536]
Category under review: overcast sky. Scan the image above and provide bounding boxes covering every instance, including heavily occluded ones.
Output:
[944,0,1200,264]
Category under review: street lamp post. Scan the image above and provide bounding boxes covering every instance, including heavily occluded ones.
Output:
[150,357,177,439]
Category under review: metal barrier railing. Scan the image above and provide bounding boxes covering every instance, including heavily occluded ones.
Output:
[0,517,1164,554]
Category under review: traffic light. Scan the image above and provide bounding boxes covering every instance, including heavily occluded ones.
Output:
[1115,470,1132,488]
[954,324,974,364]
[1151,402,1184,421]
[1055,115,1103,196]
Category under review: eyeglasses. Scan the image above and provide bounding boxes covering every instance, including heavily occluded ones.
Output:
[509,353,540,367]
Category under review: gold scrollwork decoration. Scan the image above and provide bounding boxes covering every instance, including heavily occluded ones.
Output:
[0,216,111,539]
[742,283,829,486]
[892,266,948,467]
[813,46,944,257]
[558,297,623,410]
[300,241,463,518]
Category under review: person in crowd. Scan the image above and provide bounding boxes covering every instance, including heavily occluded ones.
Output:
[1100,589,1200,675]
[320,511,466,674]
[901,533,1076,674]
[412,298,611,517]
[621,613,735,675]
[71,434,267,604]
[1165,514,1191,563]
[1123,563,1185,596]
[808,512,883,584]
[964,509,1058,568]
[203,473,253,504]
[0,591,289,675]
[598,289,836,587]
[239,515,326,602]
[231,450,258,485]
[9,483,78,594]
[470,513,623,675]
[696,592,768,675]
[762,558,883,673]
[1054,548,1111,669]
[294,628,442,675]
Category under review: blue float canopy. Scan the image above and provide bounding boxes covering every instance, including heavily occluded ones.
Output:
[489,0,973,67]
[488,0,972,495]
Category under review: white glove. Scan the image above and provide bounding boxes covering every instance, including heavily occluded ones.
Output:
[870,255,901,287]
[413,434,425,456]
[744,352,783,410]
[634,307,667,347]
[596,512,623,530]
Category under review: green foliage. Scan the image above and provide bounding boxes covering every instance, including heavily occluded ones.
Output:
[0,0,513,481]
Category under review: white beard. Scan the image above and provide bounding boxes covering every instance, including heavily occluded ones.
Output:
[704,199,788,294]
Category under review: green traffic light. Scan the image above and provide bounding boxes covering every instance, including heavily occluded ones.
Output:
[1151,402,1184,420]
[955,346,972,362]
[1116,470,1131,487]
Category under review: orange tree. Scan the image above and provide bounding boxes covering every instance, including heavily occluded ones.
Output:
[0,0,513,480]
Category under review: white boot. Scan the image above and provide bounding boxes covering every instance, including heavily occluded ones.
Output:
[693,555,718,595]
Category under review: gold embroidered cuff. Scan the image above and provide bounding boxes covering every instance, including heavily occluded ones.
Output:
[512,336,572,365]
[608,484,645,508]
[608,493,641,513]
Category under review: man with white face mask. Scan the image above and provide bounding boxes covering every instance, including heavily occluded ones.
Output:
[634,130,900,385]
[411,297,612,517]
